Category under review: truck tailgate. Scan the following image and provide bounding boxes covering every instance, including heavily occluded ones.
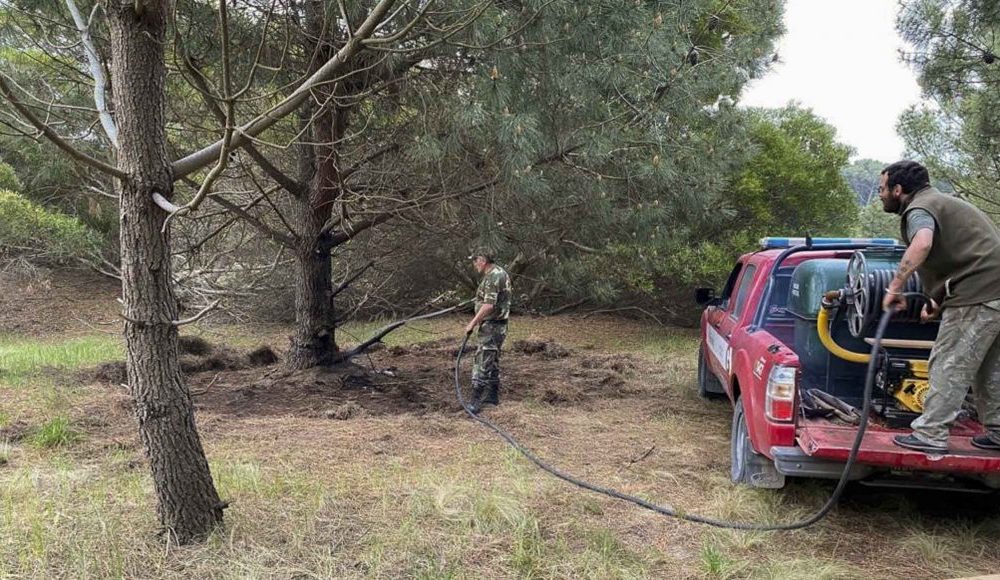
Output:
[797,417,1000,473]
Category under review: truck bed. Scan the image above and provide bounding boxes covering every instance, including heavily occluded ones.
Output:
[796,416,1000,473]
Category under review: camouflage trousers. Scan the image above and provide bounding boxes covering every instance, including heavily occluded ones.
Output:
[911,299,1000,446]
[472,320,508,398]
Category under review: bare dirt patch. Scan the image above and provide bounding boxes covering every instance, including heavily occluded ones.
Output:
[170,336,645,420]
[191,338,635,419]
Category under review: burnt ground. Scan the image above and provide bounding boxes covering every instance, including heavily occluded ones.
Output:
[2,267,644,425]
[88,335,643,422]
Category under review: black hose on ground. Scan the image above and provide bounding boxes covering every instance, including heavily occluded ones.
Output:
[454,306,900,531]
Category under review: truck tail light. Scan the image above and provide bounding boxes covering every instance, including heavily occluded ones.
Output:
[765,365,797,422]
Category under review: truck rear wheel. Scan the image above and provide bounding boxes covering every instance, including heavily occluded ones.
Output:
[697,348,726,399]
[731,398,786,489]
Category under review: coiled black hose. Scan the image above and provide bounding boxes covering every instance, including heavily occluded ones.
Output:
[454,304,905,530]
[849,268,924,337]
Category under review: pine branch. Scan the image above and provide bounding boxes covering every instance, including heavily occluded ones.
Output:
[180,46,304,196]
[208,193,297,249]
[0,74,127,180]
[172,0,399,179]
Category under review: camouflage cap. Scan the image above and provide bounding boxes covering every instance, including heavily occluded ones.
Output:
[467,246,495,262]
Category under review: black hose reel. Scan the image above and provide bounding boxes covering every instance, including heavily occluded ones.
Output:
[845,250,925,338]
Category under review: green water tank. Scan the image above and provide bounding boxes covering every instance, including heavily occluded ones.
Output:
[787,249,905,320]
[788,259,849,320]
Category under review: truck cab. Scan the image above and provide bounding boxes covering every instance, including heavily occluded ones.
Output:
[697,237,1000,491]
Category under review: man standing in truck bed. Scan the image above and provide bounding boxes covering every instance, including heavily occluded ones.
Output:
[464,247,512,414]
[881,160,1000,454]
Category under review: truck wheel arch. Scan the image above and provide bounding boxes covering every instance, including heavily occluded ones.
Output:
[731,350,765,455]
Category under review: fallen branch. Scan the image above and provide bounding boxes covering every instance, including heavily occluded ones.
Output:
[561,238,603,254]
[172,299,221,327]
[547,299,587,316]
[338,297,473,360]
[191,373,222,396]
[627,445,656,465]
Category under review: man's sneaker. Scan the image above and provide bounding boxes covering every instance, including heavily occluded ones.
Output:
[971,434,1000,451]
[893,434,948,454]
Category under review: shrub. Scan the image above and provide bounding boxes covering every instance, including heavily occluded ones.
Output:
[0,189,101,265]
[0,161,21,192]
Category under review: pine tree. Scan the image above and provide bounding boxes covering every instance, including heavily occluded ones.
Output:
[897,0,1000,215]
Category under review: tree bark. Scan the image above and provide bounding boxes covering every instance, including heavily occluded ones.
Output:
[285,1,344,369]
[106,0,223,543]
[286,105,351,368]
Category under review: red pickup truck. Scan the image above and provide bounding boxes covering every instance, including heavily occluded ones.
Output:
[696,238,1000,491]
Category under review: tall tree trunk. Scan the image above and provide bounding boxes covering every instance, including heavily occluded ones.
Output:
[286,104,346,369]
[107,0,224,543]
[285,0,344,369]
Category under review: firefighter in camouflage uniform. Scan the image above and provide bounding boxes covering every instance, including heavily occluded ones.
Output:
[464,248,512,413]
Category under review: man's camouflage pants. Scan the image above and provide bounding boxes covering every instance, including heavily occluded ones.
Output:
[472,320,507,404]
[911,299,1000,447]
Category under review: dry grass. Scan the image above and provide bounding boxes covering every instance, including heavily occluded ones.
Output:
[2,314,1000,578]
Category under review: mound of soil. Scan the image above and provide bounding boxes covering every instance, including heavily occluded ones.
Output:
[178,336,213,356]
[88,341,280,384]
[511,339,571,359]
[246,346,279,366]
[93,361,127,385]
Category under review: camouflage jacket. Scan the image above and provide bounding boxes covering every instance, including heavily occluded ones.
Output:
[475,265,512,321]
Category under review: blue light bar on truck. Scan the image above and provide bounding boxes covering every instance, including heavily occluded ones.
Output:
[759,237,899,250]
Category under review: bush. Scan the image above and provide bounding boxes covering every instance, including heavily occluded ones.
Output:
[0,162,21,193]
[0,189,101,265]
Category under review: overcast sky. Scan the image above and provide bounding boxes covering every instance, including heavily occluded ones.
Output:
[740,0,924,162]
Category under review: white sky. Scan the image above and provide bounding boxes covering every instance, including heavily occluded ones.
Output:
[740,0,923,162]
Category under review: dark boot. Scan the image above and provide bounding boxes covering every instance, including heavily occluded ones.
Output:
[971,434,1000,451]
[467,383,486,414]
[893,434,948,454]
[484,383,500,406]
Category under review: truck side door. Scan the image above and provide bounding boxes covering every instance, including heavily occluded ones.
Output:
[706,261,757,382]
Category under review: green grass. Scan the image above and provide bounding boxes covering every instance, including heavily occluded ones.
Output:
[701,542,740,578]
[0,335,122,386]
[0,439,10,465]
[31,416,79,448]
